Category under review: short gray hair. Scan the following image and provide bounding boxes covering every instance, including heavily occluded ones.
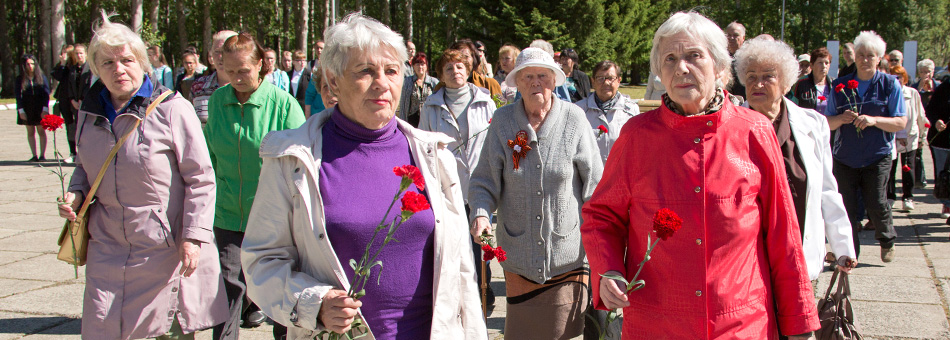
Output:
[650,12,732,82]
[213,30,238,47]
[321,13,407,79]
[888,50,903,61]
[853,31,886,58]
[725,21,746,37]
[733,37,799,93]
[918,59,935,73]
[87,11,152,77]
[529,40,555,57]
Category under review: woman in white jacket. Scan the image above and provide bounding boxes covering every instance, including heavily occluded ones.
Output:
[241,14,486,340]
[735,37,857,280]
[887,65,929,211]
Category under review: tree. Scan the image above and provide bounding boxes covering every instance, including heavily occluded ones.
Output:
[131,0,144,33]
[299,0,309,54]
[51,0,65,69]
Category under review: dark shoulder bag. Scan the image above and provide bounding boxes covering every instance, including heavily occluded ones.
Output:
[816,269,863,340]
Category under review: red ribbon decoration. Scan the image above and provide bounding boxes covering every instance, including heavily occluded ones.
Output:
[507,130,532,170]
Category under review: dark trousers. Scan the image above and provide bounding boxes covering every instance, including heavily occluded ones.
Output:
[833,157,897,258]
[887,150,916,200]
[213,228,246,340]
[916,146,926,185]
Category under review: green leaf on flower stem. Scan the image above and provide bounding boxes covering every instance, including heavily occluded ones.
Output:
[600,273,629,286]
[349,259,357,270]
[628,279,646,292]
[371,261,384,284]
[354,289,366,299]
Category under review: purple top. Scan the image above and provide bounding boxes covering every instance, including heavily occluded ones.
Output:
[318,109,435,340]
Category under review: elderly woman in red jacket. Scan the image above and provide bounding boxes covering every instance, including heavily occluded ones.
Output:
[580,11,820,340]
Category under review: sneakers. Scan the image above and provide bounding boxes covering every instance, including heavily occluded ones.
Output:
[942,206,950,219]
[881,247,895,263]
[902,199,915,211]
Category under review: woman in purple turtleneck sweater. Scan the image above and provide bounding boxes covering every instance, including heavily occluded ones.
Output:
[241,14,487,340]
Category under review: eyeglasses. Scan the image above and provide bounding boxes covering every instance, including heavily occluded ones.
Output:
[595,76,619,83]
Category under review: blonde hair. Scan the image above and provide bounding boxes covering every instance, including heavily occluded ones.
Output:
[87,10,152,77]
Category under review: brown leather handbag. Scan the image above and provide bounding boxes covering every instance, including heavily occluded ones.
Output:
[56,90,173,266]
[816,269,863,340]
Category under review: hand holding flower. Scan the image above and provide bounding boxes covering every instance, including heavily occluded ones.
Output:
[57,191,82,221]
[470,216,492,246]
[319,289,363,334]
[599,270,630,309]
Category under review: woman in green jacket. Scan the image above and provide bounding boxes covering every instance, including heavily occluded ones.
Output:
[204,32,305,340]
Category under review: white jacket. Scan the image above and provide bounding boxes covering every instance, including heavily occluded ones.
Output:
[746,99,857,280]
[896,85,929,153]
[419,84,496,202]
[241,108,487,340]
[575,93,640,164]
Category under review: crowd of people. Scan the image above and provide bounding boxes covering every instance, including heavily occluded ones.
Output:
[12,7,944,340]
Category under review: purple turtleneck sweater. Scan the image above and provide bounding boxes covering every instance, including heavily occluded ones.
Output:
[318,109,434,340]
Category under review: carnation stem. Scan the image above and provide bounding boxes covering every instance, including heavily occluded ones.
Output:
[629,238,660,289]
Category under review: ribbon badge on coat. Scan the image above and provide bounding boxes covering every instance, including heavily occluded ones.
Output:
[507,130,531,170]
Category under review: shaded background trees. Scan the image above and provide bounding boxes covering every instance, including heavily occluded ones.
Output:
[2,0,948,96]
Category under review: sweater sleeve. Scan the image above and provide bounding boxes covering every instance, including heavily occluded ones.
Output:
[581,121,635,311]
[467,115,507,223]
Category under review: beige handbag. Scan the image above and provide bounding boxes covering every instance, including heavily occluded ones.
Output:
[57,90,173,266]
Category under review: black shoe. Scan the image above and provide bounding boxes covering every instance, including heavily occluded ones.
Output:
[242,310,266,328]
[27,156,38,162]
[37,156,46,162]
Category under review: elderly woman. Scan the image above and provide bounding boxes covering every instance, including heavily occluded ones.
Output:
[398,52,439,126]
[885,66,928,211]
[204,32,305,339]
[823,31,907,262]
[789,47,833,113]
[734,37,857,283]
[576,60,640,163]
[15,54,50,162]
[559,48,591,102]
[581,12,820,339]
[913,59,941,107]
[191,30,238,124]
[57,13,227,339]
[241,14,486,340]
[467,47,602,339]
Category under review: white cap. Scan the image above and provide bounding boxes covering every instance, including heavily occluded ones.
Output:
[798,54,811,63]
[505,47,567,87]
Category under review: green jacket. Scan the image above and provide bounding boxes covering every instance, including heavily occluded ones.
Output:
[205,81,305,232]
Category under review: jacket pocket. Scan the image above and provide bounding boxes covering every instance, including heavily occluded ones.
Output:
[153,208,174,247]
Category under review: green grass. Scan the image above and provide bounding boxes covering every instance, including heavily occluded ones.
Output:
[618,85,647,100]
[0,98,15,105]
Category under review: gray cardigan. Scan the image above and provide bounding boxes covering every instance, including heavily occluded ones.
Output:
[468,97,603,283]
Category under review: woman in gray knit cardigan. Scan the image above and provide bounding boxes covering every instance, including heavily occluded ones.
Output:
[468,47,603,339]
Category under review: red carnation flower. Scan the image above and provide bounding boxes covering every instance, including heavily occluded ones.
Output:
[902,165,911,173]
[482,244,495,261]
[652,208,683,241]
[40,115,64,131]
[598,125,608,134]
[817,95,827,102]
[393,165,425,191]
[494,247,507,262]
[834,84,845,93]
[847,79,859,89]
[489,118,492,123]
[400,191,430,214]
[926,123,932,129]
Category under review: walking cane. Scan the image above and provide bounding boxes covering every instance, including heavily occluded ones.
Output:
[481,260,488,321]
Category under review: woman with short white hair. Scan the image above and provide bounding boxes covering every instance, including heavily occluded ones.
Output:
[241,13,486,339]
[57,12,228,339]
[913,59,940,107]
[824,31,907,262]
[734,37,857,283]
[468,46,602,339]
[582,12,819,339]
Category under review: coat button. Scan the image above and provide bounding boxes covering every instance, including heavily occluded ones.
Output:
[168,311,175,317]
[436,219,440,223]
[707,121,713,126]
[294,168,300,173]
[171,287,178,292]
[693,138,700,143]
[537,191,542,195]
[537,241,542,245]
[694,186,701,193]
[536,215,541,220]
[318,233,325,239]
[696,239,702,245]
[536,164,541,169]
[538,268,542,273]
[695,290,702,296]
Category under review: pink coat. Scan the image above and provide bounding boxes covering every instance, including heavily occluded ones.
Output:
[581,100,820,339]
[68,80,228,339]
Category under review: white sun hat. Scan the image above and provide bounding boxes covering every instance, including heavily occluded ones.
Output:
[505,47,567,87]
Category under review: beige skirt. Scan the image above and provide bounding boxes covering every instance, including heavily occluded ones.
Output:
[503,268,589,340]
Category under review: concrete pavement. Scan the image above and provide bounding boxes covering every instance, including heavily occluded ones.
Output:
[0,109,948,339]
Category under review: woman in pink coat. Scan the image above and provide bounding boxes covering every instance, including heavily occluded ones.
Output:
[57,13,227,339]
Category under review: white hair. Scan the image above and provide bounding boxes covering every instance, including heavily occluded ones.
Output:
[853,31,886,58]
[650,12,732,82]
[733,37,799,93]
[887,50,903,61]
[321,13,407,79]
[918,59,935,73]
[213,30,238,47]
[529,40,555,57]
[87,11,152,77]
[725,21,746,37]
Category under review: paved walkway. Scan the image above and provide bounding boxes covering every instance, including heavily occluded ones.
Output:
[0,109,948,339]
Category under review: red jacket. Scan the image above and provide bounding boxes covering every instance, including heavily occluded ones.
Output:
[581,99,820,339]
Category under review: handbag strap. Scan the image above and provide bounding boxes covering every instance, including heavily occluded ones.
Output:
[823,268,840,300]
[75,90,173,217]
